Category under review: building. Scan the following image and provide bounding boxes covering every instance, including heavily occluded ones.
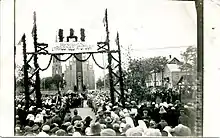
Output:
[147,57,188,88]
[64,56,95,90]
[52,55,62,77]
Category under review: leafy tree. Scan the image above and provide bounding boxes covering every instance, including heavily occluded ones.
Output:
[41,77,53,90]
[125,56,168,102]
[180,46,197,71]
[96,77,104,89]
[52,74,63,90]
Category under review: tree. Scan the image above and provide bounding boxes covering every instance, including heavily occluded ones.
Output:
[179,46,197,84]
[41,77,53,90]
[180,46,197,71]
[96,78,104,90]
[52,74,63,90]
[125,56,168,102]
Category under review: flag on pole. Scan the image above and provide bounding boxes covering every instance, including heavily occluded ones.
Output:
[17,33,25,45]
[31,11,36,37]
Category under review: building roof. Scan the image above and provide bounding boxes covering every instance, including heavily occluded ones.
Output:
[166,64,181,72]
[168,57,180,64]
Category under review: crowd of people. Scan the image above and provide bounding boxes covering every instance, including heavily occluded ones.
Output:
[15,88,196,136]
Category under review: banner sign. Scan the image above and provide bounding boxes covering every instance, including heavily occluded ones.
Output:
[50,42,97,53]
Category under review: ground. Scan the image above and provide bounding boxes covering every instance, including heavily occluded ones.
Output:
[70,100,96,123]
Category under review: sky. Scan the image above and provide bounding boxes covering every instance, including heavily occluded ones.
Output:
[15,0,197,81]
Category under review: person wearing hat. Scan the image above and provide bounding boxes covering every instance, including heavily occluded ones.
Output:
[37,125,50,136]
[71,109,82,125]
[64,112,72,123]
[66,125,74,136]
[143,128,162,136]
[15,126,22,136]
[95,109,106,124]
[61,121,71,131]
[50,126,60,136]
[16,105,27,128]
[85,122,101,136]
[51,111,62,127]
[141,109,151,122]
[112,123,121,136]
[73,120,83,136]
[105,116,113,129]
[125,127,143,136]
[172,124,191,136]
[82,116,93,135]
[55,129,67,136]
[32,124,40,136]
[100,128,116,136]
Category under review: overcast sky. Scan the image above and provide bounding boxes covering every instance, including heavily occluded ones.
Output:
[15,0,197,81]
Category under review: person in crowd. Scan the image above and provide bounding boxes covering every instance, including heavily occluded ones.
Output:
[73,120,83,136]
[100,128,116,136]
[85,122,101,136]
[112,123,121,136]
[71,109,82,125]
[37,125,50,136]
[105,116,113,129]
[82,116,93,135]
[178,109,189,127]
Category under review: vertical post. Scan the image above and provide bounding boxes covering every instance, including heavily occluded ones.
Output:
[116,32,125,108]
[74,28,85,92]
[22,34,30,110]
[105,9,115,105]
[154,71,157,87]
[33,12,42,108]
[196,0,203,136]
[161,69,164,86]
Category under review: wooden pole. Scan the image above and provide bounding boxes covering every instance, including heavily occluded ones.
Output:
[105,9,115,105]
[22,34,30,110]
[33,12,42,108]
[116,32,125,107]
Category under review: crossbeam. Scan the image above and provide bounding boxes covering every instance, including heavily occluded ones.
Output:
[26,50,119,55]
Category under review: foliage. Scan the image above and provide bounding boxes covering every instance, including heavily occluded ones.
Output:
[41,77,53,90]
[52,74,63,90]
[96,77,104,89]
[124,56,168,102]
[179,46,197,72]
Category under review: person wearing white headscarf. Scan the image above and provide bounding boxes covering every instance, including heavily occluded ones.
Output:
[125,116,134,128]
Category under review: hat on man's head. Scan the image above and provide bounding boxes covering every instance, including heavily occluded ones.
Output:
[131,101,136,105]
[143,128,162,136]
[125,127,143,136]
[50,127,60,134]
[113,123,120,129]
[159,106,167,114]
[74,120,83,129]
[84,116,93,122]
[63,122,71,127]
[173,124,191,136]
[24,126,32,132]
[100,128,116,136]
[32,124,39,131]
[105,117,112,123]
[55,129,67,136]
[42,125,50,132]
[113,106,119,110]
[171,107,175,110]
[67,125,74,132]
